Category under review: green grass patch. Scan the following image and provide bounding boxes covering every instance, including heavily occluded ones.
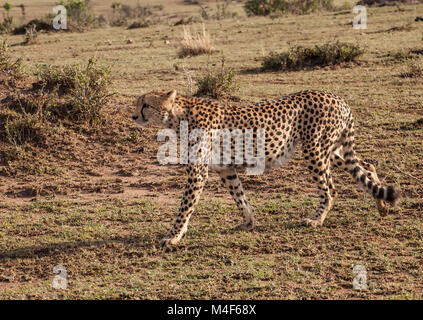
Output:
[194,57,239,99]
[245,0,334,16]
[262,41,364,71]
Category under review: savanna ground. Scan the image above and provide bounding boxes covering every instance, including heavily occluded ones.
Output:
[0,0,422,299]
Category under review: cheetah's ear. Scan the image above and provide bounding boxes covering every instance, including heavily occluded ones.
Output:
[165,89,177,103]
[161,89,177,112]
[136,96,143,107]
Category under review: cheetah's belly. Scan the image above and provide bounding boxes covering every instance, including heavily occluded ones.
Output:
[265,141,298,171]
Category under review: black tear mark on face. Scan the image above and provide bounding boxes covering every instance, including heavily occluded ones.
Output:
[141,103,148,122]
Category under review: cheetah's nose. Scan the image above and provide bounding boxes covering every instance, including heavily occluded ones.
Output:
[132,115,138,120]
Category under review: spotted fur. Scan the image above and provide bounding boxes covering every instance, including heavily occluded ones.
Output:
[132,89,401,249]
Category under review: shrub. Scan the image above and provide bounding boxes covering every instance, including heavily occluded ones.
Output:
[23,24,38,45]
[386,48,422,62]
[4,112,46,146]
[3,87,56,122]
[110,2,127,26]
[262,41,364,71]
[356,0,420,6]
[0,56,113,159]
[245,0,285,15]
[35,58,113,123]
[127,20,150,29]
[198,0,237,20]
[215,1,234,20]
[179,24,215,58]
[110,3,161,27]
[132,4,156,17]
[391,50,413,61]
[35,64,80,93]
[64,59,113,123]
[194,57,239,99]
[3,2,12,11]
[400,60,423,78]
[245,0,334,16]
[174,16,201,26]
[13,18,53,35]
[0,16,13,34]
[0,40,24,80]
[58,0,96,30]
[290,0,334,13]
[0,2,14,34]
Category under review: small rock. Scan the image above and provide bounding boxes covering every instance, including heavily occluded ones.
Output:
[127,39,134,44]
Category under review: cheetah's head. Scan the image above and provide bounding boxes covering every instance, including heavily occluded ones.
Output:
[132,89,177,127]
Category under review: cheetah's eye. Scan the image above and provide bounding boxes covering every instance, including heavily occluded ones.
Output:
[141,104,148,121]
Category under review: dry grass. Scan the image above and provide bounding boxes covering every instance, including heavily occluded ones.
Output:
[179,24,215,58]
[0,0,422,300]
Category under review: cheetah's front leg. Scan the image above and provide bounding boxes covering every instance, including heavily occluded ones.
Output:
[160,164,208,250]
[301,148,333,228]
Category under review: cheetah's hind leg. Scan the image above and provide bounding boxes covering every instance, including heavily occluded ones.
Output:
[219,168,256,231]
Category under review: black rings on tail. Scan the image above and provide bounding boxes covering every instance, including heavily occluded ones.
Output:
[342,115,401,206]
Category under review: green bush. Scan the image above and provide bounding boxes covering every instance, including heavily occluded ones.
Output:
[0,56,113,156]
[262,41,364,71]
[291,0,334,13]
[4,112,46,146]
[0,2,14,34]
[127,20,150,29]
[194,57,239,99]
[64,59,113,123]
[245,0,334,16]
[0,16,13,34]
[199,0,237,20]
[58,0,96,30]
[35,64,80,93]
[356,0,419,6]
[35,58,113,123]
[110,3,161,27]
[23,24,38,45]
[13,18,53,35]
[3,86,57,123]
[0,40,24,80]
[245,0,284,15]
[3,2,12,11]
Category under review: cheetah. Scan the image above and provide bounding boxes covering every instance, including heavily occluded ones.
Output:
[132,89,401,250]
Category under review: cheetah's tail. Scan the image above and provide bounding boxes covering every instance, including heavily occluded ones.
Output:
[342,116,401,207]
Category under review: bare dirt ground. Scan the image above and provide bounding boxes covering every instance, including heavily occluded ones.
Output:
[0,0,422,299]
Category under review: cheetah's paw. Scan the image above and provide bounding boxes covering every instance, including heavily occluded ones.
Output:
[376,199,389,217]
[234,220,256,231]
[159,236,179,252]
[300,218,322,228]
